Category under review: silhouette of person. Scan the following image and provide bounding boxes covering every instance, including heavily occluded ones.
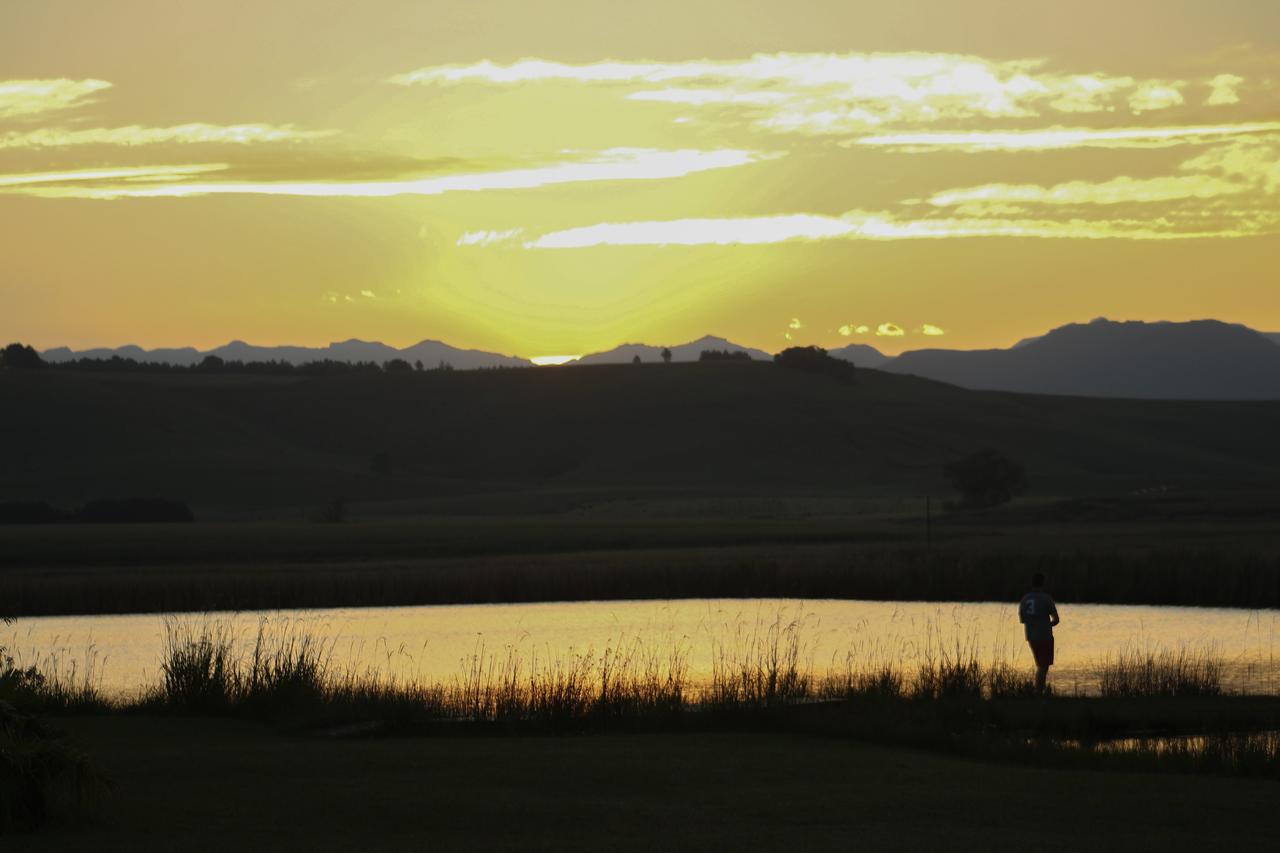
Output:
[1019,572,1060,695]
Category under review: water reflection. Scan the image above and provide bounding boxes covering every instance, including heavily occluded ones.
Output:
[6,598,1278,697]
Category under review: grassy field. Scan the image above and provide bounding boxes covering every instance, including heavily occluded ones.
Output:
[24,716,1278,852]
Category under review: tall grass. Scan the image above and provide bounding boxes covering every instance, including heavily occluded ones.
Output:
[1099,646,1224,698]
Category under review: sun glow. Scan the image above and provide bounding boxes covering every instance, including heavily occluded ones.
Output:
[530,355,582,366]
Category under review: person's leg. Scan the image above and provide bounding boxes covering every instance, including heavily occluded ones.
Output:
[1035,665,1047,694]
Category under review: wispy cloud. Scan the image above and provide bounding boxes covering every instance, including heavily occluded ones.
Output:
[390,53,1251,136]
[876,323,904,337]
[0,123,337,150]
[852,122,1280,152]
[513,205,1279,248]
[925,174,1244,208]
[0,164,226,188]
[0,148,769,200]
[0,78,111,119]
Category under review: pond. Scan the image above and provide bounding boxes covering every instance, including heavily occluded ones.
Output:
[7,598,1278,697]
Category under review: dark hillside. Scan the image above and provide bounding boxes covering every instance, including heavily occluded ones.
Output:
[3,362,1280,512]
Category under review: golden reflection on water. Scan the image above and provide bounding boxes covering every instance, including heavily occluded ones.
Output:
[7,599,1279,697]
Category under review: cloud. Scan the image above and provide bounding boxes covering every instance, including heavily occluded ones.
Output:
[852,121,1280,152]
[876,323,904,337]
[516,204,1279,248]
[389,53,1245,136]
[0,148,769,200]
[1181,140,1280,192]
[0,78,111,119]
[1128,83,1185,113]
[919,324,946,336]
[360,289,376,298]
[838,324,871,336]
[1206,74,1244,106]
[0,163,226,188]
[923,138,1280,214]
[925,174,1245,207]
[0,123,337,150]
[788,318,803,330]
[457,228,524,246]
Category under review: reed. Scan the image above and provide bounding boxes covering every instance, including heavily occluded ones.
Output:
[1098,646,1224,698]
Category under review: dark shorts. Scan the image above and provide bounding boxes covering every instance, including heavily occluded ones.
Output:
[1029,638,1054,668]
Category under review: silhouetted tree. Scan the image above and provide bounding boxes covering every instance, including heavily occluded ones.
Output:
[414,360,425,372]
[699,349,751,362]
[661,347,672,364]
[196,354,225,372]
[384,358,413,373]
[774,346,854,383]
[632,355,641,365]
[944,449,1027,508]
[1,343,45,370]
[434,361,454,372]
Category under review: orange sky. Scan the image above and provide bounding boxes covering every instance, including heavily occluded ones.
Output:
[2,1,1278,358]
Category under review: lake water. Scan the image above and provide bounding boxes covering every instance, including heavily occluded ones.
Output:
[7,598,1279,697]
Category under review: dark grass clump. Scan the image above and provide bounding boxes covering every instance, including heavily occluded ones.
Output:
[1099,647,1224,698]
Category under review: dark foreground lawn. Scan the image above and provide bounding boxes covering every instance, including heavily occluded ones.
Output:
[23,717,1276,852]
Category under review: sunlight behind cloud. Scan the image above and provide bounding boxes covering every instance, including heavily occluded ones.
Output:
[530,355,581,365]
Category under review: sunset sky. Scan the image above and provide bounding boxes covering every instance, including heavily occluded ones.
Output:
[3,1,1278,358]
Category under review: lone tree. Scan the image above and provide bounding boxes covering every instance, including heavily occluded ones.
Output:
[660,347,672,364]
[944,449,1027,508]
[631,355,641,365]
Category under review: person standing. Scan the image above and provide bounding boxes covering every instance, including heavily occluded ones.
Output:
[1019,573,1060,695]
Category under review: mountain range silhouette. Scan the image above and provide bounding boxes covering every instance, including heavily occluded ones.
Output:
[40,319,1280,400]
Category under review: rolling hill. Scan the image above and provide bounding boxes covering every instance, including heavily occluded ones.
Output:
[3,360,1279,513]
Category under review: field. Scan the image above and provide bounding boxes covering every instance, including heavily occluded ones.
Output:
[5,364,1280,847]
[26,717,1278,852]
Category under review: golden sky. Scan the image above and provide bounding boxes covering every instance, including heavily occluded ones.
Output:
[2,1,1279,357]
